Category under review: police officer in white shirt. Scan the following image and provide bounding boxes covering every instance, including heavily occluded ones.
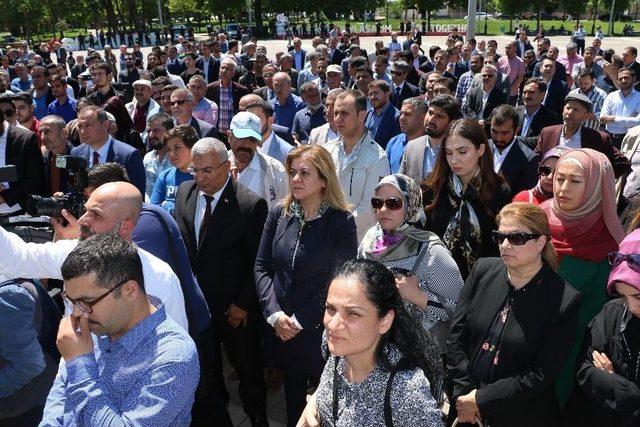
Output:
[0,181,189,330]
[227,111,288,208]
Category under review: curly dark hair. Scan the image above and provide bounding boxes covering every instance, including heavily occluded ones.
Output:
[331,259,443,399]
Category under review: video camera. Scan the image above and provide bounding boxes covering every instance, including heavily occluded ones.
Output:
[0,165,17,183]
[25,156,88,218]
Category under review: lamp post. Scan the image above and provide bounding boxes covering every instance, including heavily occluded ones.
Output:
[156,0,163,28]
[608,0,616,35]
[467,0,477,39]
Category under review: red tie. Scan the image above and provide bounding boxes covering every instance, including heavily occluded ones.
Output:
[92,151,100,166]
[198,195,214,244]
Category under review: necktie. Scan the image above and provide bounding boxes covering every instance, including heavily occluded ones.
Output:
[198,195,214,244]
[92,151,100,166]
[133,104,146,133]
[395,86,401,100]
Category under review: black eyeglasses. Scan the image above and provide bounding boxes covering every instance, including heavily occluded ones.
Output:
[492,231,541,245]
[608,252,640,271]
[62,279,129,314]
[371,196,404,211]
[538,165,553,176]
[171,99,190,106]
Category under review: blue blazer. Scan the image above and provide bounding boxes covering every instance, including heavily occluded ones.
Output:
[266,132,293,165]
[365,104,402,150]
[70,138,146,196]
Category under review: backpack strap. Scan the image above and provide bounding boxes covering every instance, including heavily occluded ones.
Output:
[332,356,340,424]
[383,364,402,427]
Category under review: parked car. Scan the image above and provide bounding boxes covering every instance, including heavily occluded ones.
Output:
[463,12,493,20]
[226,23,240,39]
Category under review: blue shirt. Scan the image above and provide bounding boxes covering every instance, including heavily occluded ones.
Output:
[150,167,193,214]
[385,133,408,173]
[292,106,327,143]
[132,204,211,336]
[11,77,31,91]
[0,283,45,397]
[33,93,49,120]
[47,97,77,123]
[365,103,393,137]
[40,304,199,427]
[270,93,305,132]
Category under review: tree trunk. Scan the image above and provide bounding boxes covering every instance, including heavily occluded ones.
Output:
[427,10,431,32]
[254,0,264,36]
[536,9,541,32]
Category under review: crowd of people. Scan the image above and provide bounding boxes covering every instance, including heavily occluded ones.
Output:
[0,24,639,427]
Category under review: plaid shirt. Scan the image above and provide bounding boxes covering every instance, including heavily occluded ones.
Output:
[218,84,233,131]
[456,71,475,102]
[569,86,607,130]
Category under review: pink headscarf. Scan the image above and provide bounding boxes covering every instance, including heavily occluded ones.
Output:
[541,148,625,262]
[607,229,640,294]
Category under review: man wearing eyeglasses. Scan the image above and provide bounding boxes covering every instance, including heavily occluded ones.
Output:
[40,233,199,426]
[174,137,270,426]
[170,87,217,139]
[462,64,508,126]
[390,60,419,109]
[86,63,124,107]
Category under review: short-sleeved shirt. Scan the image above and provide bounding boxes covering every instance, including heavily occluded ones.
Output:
[47,97,78,123]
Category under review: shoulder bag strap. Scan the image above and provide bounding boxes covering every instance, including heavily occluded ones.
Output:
[332,356,340,425]
[383,364,403,427]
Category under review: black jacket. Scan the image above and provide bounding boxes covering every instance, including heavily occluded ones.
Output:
[174,179,267,316]
[447,258,581,427]
[515,105,562,150]
[491,137,540,194]
[566,299,640,427]
[1,125,45,208]
[254,204,357,375]
[463,84,508,120]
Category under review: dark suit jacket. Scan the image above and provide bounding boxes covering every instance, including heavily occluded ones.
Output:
[187,116,217,139]
[70,138,146,195]
[515,41,534,58]
[117,68,140,85]
[533,60,567,82]
[365,104,401,150]
[516,105,562,149]
[253,85,273,101]
[535,125,631,178]
[205,81,249,120]
[166,58,185,76]
[1,125,45,207]
[542,79,569,118]
[447,258,580,426]
[463,84,508,120]
[43,143,72,196]
[492,138,540,194]
[391,81,419,109]
[174,179,268,315]
[329,48,346,66]
[196,56,220,84]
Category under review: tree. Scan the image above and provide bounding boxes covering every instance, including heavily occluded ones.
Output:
[414,0,442,31]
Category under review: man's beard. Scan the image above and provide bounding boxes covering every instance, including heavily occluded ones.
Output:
[148,138,164,150]
[79,223,121,241]
[308,103,323,114]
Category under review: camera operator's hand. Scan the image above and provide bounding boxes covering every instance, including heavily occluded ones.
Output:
[51,209,81,241]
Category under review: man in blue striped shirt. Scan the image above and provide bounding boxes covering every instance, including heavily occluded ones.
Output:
[40,234,199,427]
[568,67,607,130]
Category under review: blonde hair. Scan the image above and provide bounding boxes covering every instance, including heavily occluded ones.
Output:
[496,202,559,271]
[283,145,351,213]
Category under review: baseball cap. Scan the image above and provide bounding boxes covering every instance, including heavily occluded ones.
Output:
[230,112,262,141]
[327,64,342,74]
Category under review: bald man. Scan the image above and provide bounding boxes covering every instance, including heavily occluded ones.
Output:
[0,182,188,330]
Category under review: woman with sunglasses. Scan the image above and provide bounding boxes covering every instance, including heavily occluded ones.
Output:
[447,202,580,427]
[540,148,626,405]
[359,174,463,352]
[513,147,569,205]
[423,119,512,279]
[564,229,640,427]
[255,145,357,426]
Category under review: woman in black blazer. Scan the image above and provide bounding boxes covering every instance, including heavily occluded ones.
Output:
[422,119,511,279]
[446,202,581,427]
[254,145,357,427]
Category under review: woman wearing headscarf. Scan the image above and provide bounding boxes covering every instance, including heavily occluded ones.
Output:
[359,174,463,352]
[540,148,626,405]
[513,147,569,205]
[564,229,640,427]
[423,119,512,279]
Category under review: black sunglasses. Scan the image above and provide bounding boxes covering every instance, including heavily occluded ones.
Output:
[538,165,553,176]
[608,252,640,271]
[390,70,404,76]
[492,231,541,246]
[171,99,190,106]
[371,197,404,210]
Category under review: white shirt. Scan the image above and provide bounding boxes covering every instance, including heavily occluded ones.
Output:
[491,139,516,172]
[0,226,189,331]
[601,89,640,134]
[232,150,262,196]
[202,56,211,83]
[559,126,583,149]
[0,122,21,214]
[194,176,229,246]
[481,90,491,115]
[89,136,113,165]
[259,131,274,156]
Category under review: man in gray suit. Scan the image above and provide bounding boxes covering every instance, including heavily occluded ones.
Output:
[400,95,459,184]
[239,94,292,165]
[309,88,344,145]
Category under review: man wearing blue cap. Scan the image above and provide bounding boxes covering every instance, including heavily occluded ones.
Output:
[228,111,287,208]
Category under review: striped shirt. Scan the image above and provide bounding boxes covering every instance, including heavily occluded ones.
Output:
[218,85,233,131]
[568,86,607,130]
[455,71,475,101]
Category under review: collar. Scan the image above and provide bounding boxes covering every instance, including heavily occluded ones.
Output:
[275,93,294,106]
[393,82,404,91]
[92,136,113,158]
[408,133,428,145]
[525,106,541,118]
[371,102,392,117]
[562,124,582,139]
[98,302,166,354]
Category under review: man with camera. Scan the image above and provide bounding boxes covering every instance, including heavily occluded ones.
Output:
[0,180,189,331]
[0,108,45,215]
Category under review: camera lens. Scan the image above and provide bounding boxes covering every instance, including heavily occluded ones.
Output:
[24,195,66,217]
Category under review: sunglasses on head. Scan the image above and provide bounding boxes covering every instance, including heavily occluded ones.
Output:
[538,165,553,176]
[492,231,541,245]
[608,252,640,271]
[371,196,403,210]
